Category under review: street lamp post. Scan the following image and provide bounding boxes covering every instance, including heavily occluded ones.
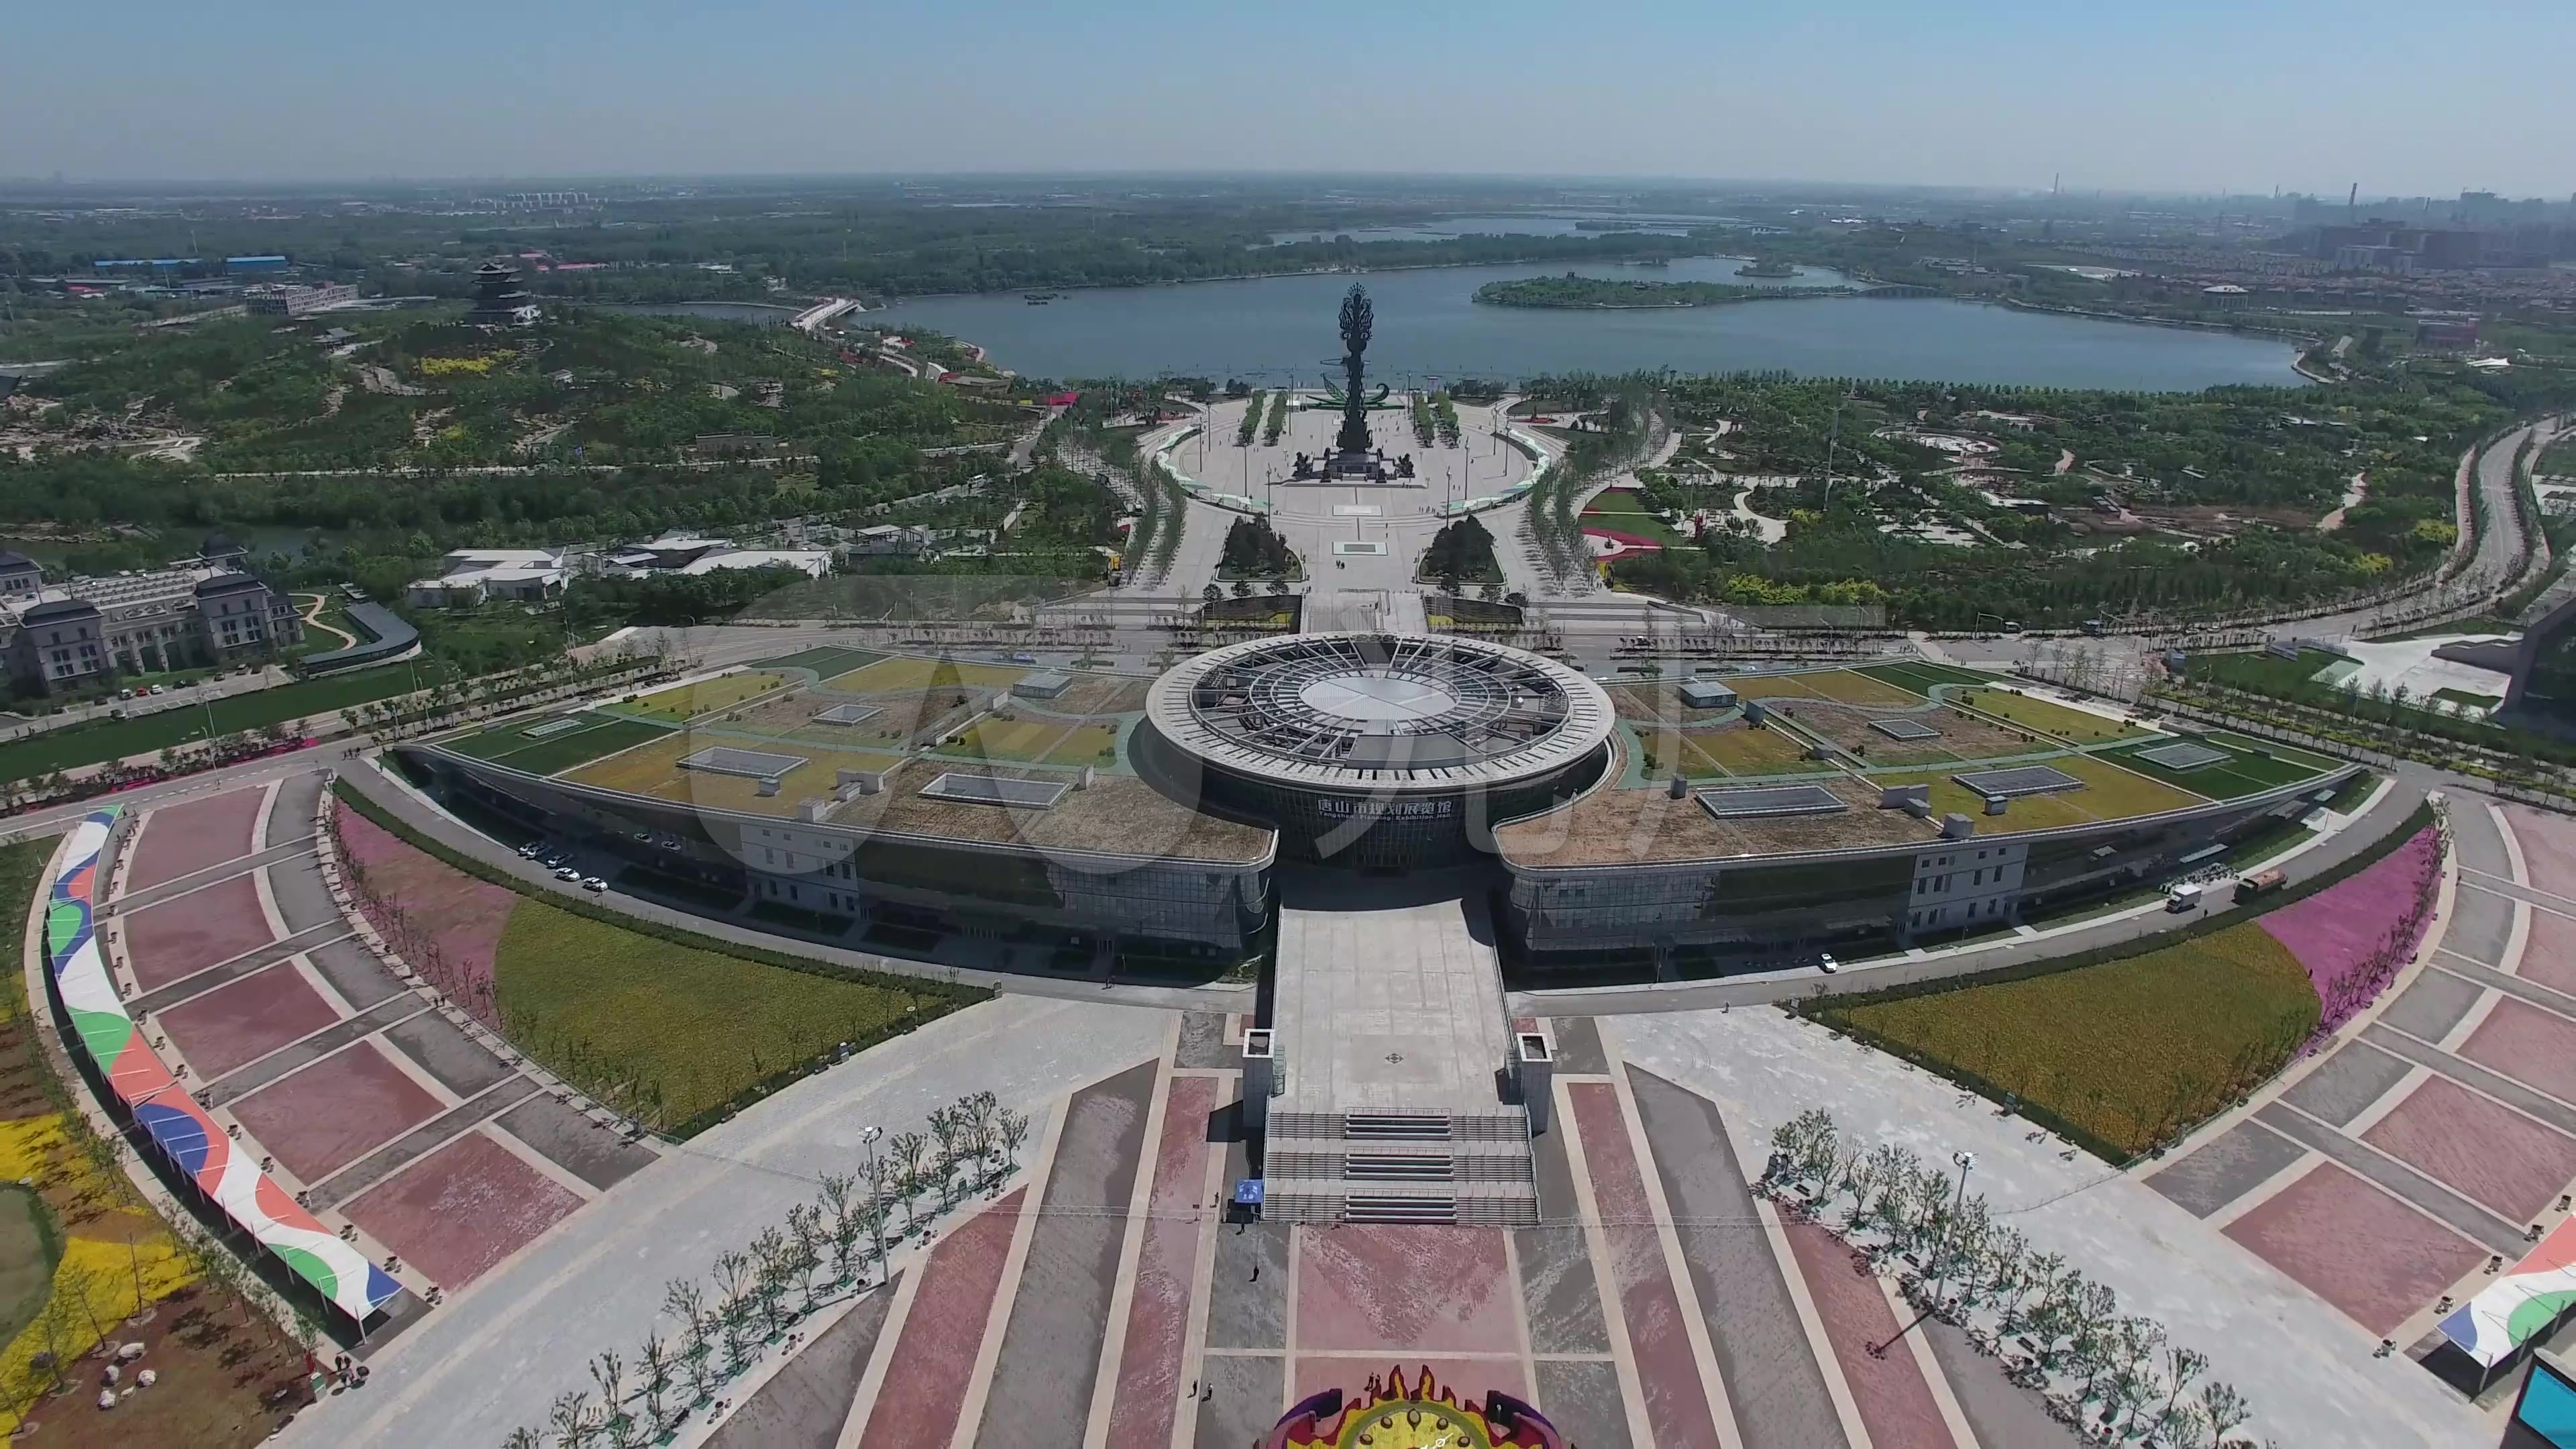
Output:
[1933,1150,1975,1310]
[861,1125,887,1282]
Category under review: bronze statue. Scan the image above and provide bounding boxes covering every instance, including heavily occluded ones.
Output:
[1335,283,1374,457]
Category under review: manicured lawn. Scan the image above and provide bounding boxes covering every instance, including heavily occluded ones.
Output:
[1866,752,2203,828]
[2102,738,2328,799]
[492,899,953,1132]
[2183,648,2341,697]
[826,655,1026,693]
[604,670,790,722]
[756,645,884,678]
[565,730,904,814]
[0,1188,54,1351]
[0,663,421,783]
[1823,921,2321,1157]
[1741,668,1925,708]
[1576,488,1685,545]
[1041,722,1121,765]
[1645,723,1830,777]
[2206,729,2341,771]
[443,714,672,776]
[935,718,1071,763]
[1952,687,2149,743]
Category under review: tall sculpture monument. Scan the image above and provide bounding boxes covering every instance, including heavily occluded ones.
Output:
[1334,282,1375,458]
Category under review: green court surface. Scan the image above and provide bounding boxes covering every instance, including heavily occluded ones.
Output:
[443,714,671,775]
[2102,738,2330,799]
[2203,730,2340,771]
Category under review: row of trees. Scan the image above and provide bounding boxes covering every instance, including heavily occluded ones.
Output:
[1764,1111,2265,1447]
[502,1092,1030,1448]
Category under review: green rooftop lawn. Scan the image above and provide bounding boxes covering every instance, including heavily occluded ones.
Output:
[1951,686,2150,743]
[443,713,671,775]
[2102,738,2330,799]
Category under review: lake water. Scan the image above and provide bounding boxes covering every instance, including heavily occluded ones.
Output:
[857,256,2304,392]
[604,301,800,326]
[1266,213,1728,245]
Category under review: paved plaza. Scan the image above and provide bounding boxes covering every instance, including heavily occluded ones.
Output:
[107,786,2528,1446]
[432,1007,2086,1448]
[1138,395,1559,600]
[2152,798,2576,1386]
[101,773,658,1342]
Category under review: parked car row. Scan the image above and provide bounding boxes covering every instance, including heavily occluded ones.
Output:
[516,841,606,892]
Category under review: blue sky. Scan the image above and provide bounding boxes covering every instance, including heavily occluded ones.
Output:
[4,0,2570,195]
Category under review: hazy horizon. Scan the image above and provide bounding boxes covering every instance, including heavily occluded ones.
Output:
[3,0,2571,197]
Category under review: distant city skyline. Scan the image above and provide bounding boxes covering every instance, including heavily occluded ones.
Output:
[3,0,2571,195]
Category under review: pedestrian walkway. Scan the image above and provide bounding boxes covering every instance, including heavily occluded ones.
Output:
[103,771,657,1349]
[2151,799,2576,1390]
[603,1010,2067,1448]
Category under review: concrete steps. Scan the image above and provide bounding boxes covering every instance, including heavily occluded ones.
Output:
[1263,1110,1538,1226]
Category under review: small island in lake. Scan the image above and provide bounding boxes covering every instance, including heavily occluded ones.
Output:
[1735,258,1799,278]
[1473,274,1844,309]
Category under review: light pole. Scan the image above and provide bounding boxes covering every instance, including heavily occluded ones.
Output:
[860,1125,887,1283]
[1933,1150,1975,1309]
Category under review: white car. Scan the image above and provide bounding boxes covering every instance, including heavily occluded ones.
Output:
[582,876,606,893]
[1817,952,1839,974]
[553,867,581,882]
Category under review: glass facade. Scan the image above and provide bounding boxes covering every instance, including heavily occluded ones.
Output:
[1507,774,2347,964]
[413,749,1273,960]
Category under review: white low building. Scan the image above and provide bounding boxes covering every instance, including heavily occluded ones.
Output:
[406,549,568,608]
[598,533,831,580]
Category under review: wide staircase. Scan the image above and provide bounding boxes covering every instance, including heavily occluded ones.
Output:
[1260,1110,1538,1227]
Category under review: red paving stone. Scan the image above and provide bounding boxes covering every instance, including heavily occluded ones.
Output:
[341,1130,582,1289]
[856,1187,1026,1449]
[2504,805,2576,902]
[2361,1075,2576,1222]
[228,1042,444,1183]
[125,787,268,890]
[121,875,274,990]
[333,800,517,1028]
[1295,1224,1519,1356]
[2514,907,2576,998]
[1782,1222,1957,1448]
[2222,1161,2482,1335]
[1291,1354,1529,1408]
[1569,1081,1725,1449]
[2459,998,2576,1107]
[152,964,339,1080]
[1103,1074,1215,1448]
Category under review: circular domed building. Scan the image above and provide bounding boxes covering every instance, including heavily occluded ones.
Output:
[1137,631,1613,868]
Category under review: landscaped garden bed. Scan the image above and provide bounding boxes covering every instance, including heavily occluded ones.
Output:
[1805,803,2443,1160]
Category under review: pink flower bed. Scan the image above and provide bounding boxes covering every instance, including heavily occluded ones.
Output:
[2257,826,2443,1037]
[333,800,519,1026]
